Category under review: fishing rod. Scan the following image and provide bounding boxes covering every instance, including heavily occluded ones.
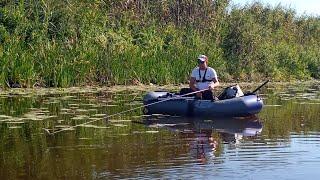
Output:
[251,80,269,94]
[47,88,209,135]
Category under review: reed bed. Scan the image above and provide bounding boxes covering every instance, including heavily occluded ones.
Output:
[0,0,319,88]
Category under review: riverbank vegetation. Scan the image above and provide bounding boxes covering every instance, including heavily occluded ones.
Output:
[0,0,319,87]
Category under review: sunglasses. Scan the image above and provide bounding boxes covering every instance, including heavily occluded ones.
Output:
[198,60,205,64]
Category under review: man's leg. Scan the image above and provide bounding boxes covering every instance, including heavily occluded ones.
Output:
[202,90,213,100]
[179,88,194,97]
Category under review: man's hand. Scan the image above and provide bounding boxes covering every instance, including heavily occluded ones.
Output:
[208,82,215,90]
[196,92,202,98]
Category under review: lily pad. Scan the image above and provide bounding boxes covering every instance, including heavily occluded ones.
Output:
[6,121,25,124]
[0,115,11,119]
[113,124,128,127]
[88,117,103,121]
[104,104,118,107]
[75,109,88,113]
[146,130,159,133]
[8,126,22,129]
[109,119,131,123]
[78,124,109,129]
[92,114,106,117]
[57,120,64,123]
[71,115,89,120]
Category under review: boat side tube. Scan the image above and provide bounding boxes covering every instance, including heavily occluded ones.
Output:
[143,91,193,116]
[193,94,263,117]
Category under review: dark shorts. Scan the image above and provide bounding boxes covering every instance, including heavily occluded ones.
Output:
[179,88,213,100]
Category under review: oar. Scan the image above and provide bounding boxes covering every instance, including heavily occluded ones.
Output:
[47,88,209,135]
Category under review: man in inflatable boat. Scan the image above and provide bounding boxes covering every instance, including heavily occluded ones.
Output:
[180,54,244,100]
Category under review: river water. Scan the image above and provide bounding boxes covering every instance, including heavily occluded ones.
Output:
[0,82,319,179]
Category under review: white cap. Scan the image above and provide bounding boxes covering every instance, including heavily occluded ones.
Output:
[198,55,208,62]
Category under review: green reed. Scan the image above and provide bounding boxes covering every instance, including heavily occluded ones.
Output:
[0,0,319,88]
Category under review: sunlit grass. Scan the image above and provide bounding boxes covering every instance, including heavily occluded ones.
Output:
[0,0,319,88]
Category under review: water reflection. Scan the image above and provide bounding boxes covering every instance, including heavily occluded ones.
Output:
[138,115,262,163]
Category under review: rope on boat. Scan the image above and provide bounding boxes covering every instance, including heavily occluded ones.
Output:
[48,88,209,135]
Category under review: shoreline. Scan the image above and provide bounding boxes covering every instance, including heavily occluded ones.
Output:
[0,80,318,96]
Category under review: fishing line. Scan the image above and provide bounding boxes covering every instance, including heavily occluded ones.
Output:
[48,88,209,135]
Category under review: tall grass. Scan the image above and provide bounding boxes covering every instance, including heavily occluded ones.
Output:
[0,0,319,87]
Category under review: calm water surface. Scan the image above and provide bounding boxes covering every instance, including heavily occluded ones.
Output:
[0,82,319,179]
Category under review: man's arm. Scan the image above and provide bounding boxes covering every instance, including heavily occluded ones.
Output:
[189,77,198,91]
[190,76,202,98]
[209,77,219,90]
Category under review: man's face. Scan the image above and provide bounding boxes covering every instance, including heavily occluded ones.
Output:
[198,60,208,69]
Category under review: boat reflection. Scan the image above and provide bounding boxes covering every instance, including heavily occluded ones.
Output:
[139,115,263,163]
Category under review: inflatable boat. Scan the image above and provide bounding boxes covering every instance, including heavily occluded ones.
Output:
[143,81,268,117]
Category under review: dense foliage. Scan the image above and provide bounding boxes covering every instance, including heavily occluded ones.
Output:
[0,0,319,87]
